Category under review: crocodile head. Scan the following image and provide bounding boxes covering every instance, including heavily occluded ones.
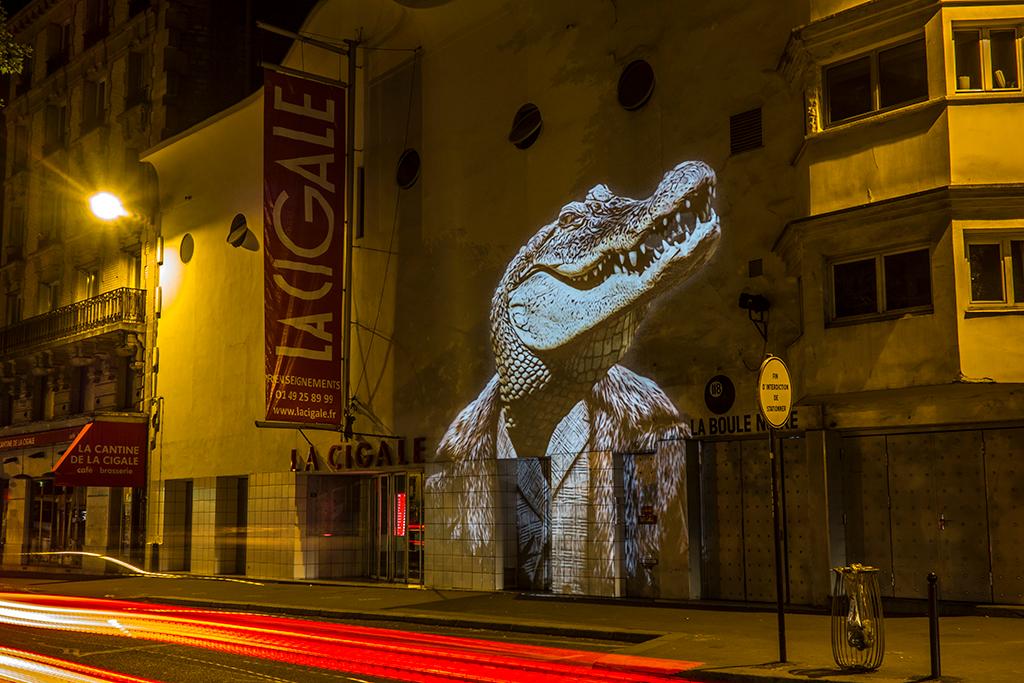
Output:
[492,160,720,410]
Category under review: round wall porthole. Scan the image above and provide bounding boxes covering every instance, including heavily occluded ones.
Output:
[396,148,421,189]
[508,103,543,150]
[180,233,195,264]
[617,59,656,111]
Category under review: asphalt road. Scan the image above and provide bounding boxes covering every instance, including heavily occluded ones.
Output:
[0,598,634,683]
[0,621,390,682]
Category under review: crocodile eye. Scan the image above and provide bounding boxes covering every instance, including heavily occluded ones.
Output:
[558,211,581,226]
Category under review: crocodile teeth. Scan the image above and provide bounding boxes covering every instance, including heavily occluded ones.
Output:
[675,212,682,224]
[628,251,638,267]
[639,244,646,255]
[662,217,669,226]
[684,199,691,209]
[618,253,625,264]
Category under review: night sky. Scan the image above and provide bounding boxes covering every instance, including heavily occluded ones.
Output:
[2,1,318,23]
[3,0,32,16]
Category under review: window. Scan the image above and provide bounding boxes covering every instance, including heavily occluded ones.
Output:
[45,21,70,75]
[43,104,67,153]
[825,38,928,125]
[37,280,61,314]
[307,476,360,537]
[125,51,148,107]
[39,191,66,244]
[84,0,109,48]
[14,58,32,98]
[12,125,29,171]
[954,28,1021,91]
[26,481,86,567]
[78,268,99,300]
[966,235,1024,305]
[5,291,22,325]
[6,206,25,261]
[82,79,106,131]
[0,390,12,427]
[831,247,932,320]
[31,376,46,421]
[69,365,88,414]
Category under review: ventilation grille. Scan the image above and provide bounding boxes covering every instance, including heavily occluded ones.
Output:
[730,107,763,155]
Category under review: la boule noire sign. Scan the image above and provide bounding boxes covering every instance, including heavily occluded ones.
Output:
[756,355,793,429]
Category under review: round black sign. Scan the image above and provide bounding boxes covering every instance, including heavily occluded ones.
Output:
[704,375,736,415]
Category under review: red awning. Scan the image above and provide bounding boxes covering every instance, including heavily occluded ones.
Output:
[52,420,148,488]
[0,426,83,453]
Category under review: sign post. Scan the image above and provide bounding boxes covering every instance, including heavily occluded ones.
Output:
[757,355,793,663]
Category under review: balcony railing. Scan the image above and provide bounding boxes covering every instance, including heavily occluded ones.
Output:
[0,287,145,356]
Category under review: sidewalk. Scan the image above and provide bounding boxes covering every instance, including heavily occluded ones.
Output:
[0,571,1019,683]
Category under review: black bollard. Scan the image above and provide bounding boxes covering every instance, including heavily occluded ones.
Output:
[927,572,940,679]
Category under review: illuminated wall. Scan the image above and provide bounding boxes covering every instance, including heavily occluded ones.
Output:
[144,94,349,579]
[296,0,810,596]
[139,0,1024,602]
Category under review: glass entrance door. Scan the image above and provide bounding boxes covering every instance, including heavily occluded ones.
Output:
[367,472,423,584]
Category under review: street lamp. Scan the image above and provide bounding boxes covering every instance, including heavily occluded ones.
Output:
[89,192,129,221]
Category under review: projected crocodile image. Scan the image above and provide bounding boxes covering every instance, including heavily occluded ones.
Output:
[434,160,720,594]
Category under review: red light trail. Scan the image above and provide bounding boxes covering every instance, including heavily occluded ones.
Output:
[0,592,701,682]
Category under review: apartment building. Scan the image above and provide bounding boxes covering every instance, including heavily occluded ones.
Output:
[0,0,311,573]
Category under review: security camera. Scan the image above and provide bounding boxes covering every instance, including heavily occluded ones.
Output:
[738,292,770,312]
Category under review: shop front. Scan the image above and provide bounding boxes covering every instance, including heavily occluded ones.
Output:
[296,436,427,584]
[0,419,147,571]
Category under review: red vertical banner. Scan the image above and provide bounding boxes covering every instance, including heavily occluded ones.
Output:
[264,70,344,424]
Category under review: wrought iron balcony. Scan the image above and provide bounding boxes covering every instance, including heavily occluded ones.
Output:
[0,288,145,357]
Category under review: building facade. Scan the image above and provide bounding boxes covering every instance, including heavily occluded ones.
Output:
[12,0,1024,608]
[0,0,312,573]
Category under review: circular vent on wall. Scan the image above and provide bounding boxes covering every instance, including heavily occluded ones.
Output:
[508,103,543,150]
[617,59,656,111]
[180,233,195,264]
[396,149,421,189]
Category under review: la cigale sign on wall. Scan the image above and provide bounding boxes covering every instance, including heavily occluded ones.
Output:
[290,436,428,472]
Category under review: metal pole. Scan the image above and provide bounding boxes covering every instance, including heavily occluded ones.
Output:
[769,427,787,662]
[341,39,358,438]
[928,572,941,679]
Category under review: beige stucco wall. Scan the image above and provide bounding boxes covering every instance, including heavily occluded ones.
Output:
[948,103,1024,185]
[810,0,873,22]
[952,218,1024,383]
[789,215,960,397]
[143,92,342,576]
[138,0,815,588]
[136,0,1024,591]
[291,0,810,444]
[791,1,1024,397]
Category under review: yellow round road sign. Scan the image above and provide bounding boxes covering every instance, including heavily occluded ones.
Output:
[757,356,793,429]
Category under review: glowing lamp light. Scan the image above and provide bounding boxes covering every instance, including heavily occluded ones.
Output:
[89,192,129,221]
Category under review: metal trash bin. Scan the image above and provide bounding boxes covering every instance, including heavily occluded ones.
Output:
[831,564,885,671]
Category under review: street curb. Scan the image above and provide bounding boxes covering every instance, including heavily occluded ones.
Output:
[138,596,664,644]
[684,666,896,683]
